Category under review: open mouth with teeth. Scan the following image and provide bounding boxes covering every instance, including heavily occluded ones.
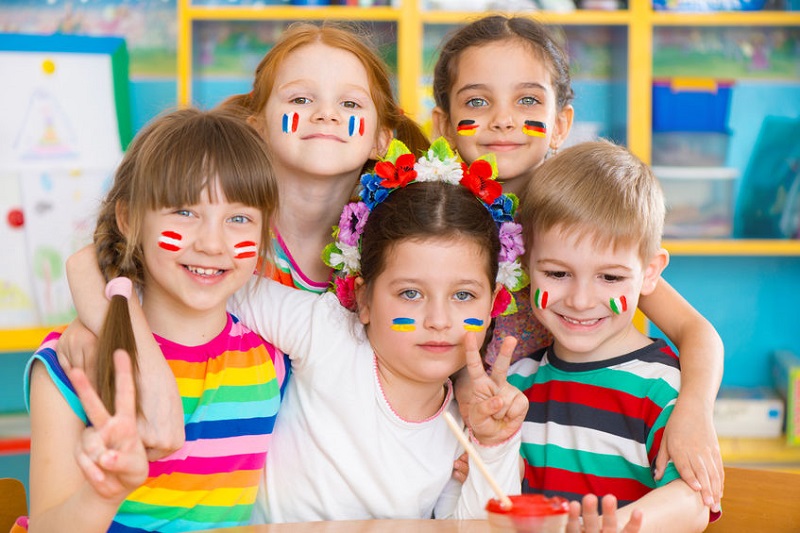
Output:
[559,314,602,327]
[185,265,224,277]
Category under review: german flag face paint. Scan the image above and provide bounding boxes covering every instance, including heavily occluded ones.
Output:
[456,119,478,136]
[609,296,628,315]
[391,317,416,332]
[233,241,258,260]
[522,120,546,138]
[282,112,299,134]
[463,318,485,332]
[533,288,548,309]
[348,115,365,137]
[158,231,182,252]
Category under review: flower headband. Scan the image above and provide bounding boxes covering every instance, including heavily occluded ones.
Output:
[322,137,529,317]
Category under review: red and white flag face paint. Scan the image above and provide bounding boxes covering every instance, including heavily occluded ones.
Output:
[158,231,183,252]
[233,241,258,259]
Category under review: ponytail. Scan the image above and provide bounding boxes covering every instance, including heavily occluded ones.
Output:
[394,113,431,157]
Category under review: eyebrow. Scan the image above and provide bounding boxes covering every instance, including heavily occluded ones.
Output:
[455,82,548,97]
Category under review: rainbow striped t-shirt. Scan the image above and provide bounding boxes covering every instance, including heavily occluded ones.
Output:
[267,230,330,294]
[25,314,282,533]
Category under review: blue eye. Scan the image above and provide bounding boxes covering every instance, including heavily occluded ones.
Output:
[454,291,474,302]
[466,98,488,108]
[400,289,421,301]
[518,96,538,106]
[229,214,250,224]
[175,209,192,217]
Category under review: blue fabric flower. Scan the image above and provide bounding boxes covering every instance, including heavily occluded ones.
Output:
[360,173,390,209]
[488,194,515,223]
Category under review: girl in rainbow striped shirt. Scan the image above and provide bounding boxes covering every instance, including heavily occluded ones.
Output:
[24,108,284,533]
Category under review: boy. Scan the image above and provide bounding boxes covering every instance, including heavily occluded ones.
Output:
[510,141,713,532]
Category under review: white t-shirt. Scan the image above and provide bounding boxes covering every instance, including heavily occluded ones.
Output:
[231,279,521,523]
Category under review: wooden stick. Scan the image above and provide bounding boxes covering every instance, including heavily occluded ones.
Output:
[443,411,513,510]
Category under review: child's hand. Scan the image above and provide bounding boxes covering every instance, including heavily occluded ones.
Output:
[654,402,723,512]
[465,333,528,447]
[566,494,643,533]
[70,349,148,502]
[57,319,99,381]
[451,452,469,483]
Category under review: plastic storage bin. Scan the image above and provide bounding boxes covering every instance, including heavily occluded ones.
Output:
[652,78,734,133]
[653,166,738,238]
[652,132,730,167]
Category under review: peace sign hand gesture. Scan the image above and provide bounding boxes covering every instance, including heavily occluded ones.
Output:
[70,349,149,503]
[464,333,528,447]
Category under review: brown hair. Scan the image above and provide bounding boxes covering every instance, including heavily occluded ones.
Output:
[433,15,574,116]
[359,181,500,297]
[220,22,430,161]
[518,140,665,263]
[93,107,278,413]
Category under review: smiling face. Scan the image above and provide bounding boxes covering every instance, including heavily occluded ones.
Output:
[138,181,263,323]
[357,236,499,386]
[434,40,573,196]
[527,225,666,363]
[260,42,389,180]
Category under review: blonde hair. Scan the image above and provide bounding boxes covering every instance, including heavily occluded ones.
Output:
[519,140,665,263]
[93,107,278,412]
[220,22,429,161]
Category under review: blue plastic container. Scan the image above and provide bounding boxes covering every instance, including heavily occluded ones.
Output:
[652,78,734,133]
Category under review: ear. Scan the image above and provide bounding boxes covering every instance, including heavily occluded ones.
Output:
[247,114,268,142]
[550,104,574,152]
[354,276,371,325]
[115,200,130,237]
[431,106,455,147]
[370,126,393,160]
[640,248,670,296]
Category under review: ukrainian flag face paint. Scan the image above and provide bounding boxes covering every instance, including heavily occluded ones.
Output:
[456,119,478,136]
[463,318,485,332]
[282,112,299,134]
[522,120,546,138]
[391,317,416,332]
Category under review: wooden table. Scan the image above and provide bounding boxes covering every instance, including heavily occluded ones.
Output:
[199,520,492,532]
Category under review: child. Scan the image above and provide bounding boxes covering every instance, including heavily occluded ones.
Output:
[59,21,431,456]
[510,140,711,532]
[25,108,284,532]
[430,15,724,509]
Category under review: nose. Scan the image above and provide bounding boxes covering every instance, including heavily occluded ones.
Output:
[422,297,451,332]
[193,219,225,256]
[564,279,596,312]
[311,101,341,124]
[488,102,515,132]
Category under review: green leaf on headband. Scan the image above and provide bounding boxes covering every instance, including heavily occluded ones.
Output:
[321,242,342,269]
[428,136,455,162]
[384,138,411,164]
[507,193,520,216]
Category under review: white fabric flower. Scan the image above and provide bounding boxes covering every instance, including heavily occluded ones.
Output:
[330,242,361,274]
[496,260,524,289]
[414,153,462,185]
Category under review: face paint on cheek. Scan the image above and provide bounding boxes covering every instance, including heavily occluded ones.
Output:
[609,295,628,315]
[233,241,258,259]
[348,115,365,137]
[463,318,485,332]
[282,112,299,134]
[158,231,182,252]
[456,119,478,136]
[533,288,549,309]
[390,317,416,332]
[522,120,547,138]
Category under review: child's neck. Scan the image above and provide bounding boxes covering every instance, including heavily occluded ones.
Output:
[375,359,449,422]
[141,293,229,347]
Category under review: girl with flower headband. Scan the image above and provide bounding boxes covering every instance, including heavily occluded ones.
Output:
[431,15,724,511]
[24,108,283,532]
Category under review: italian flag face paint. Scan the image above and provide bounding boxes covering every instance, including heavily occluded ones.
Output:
[391,317,416,332]
[463,318,485,332]
[533,288,548,309]
[457,119,478,136]
[158,231,182,252]
[282,112,299,134]
[348,115,365,137]
[233,241,258,259]
[522,120,547,138]
[609,295,628,315]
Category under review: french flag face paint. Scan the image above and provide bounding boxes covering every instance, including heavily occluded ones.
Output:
[391,317,416,332]
[233,241,258,260]
[463,318,485,332]
[522,120,547,138]
[456,119,478,136]
[158,231,182,252]
[533,288,548,310]
[609,295,628,315]
[282,112,299,134]
[348,115,365,137]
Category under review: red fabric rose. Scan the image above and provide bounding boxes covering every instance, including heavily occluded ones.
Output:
[460,159,501,205]
[375,153,417,188]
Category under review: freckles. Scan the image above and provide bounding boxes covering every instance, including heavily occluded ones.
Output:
[522,120,547,138]
[233,241,258,260]
[282,112,299,134]
[533,288,548,309]
[158,231,182,252]
[463,318,485,332]
[391,317,416,332]
[348,115,365,137]
[456,119,478,136]
[609,295,628,315]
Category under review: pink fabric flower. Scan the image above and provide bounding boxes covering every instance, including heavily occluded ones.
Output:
[491,286,512,318]
[498,222,524,262]
[334,275,358,311]
[338,202,370,247]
